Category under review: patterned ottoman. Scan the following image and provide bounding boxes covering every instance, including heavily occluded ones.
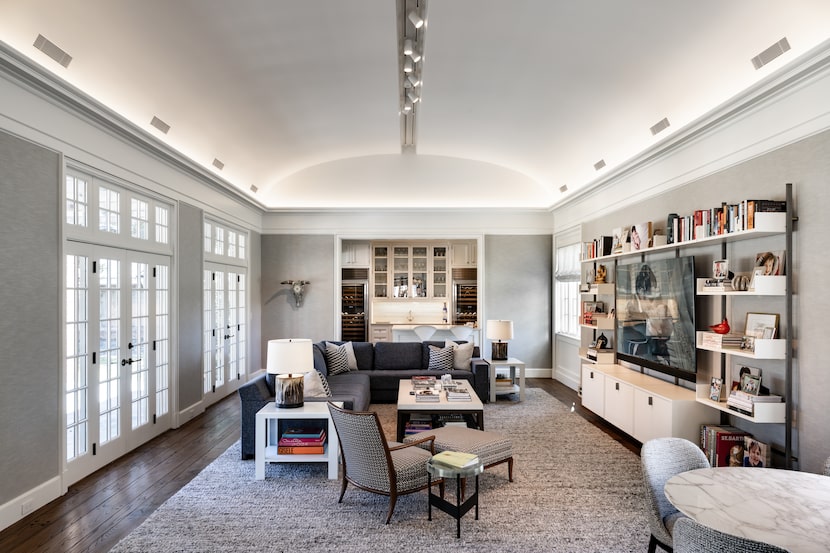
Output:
[404,425,513,481]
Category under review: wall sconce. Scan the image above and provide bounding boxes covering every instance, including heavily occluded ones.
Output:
[281,280,310,307]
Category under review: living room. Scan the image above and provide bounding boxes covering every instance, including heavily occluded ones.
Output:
[2,3,830,551]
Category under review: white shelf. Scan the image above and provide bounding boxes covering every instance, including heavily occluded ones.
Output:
[696,332,785,359]
[264,444,330,462]
[696,276,786,296]
[695,396,786,424]
[494,384,520,396]
[580,282,615,295]
[580,316,616,330]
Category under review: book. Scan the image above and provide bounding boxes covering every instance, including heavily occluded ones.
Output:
[431,450,480,469]
[714,429,751,467]
[411,375,436,389]
[281,427,325,439]
[743,437,771,468]
[279,431,326,446]
[446,390,471,402]
[277,445,325,454]
[415,390,440,402]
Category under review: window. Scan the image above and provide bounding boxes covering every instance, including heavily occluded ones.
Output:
[155,205,169,244]
[555,242,581,338]
[66,174,89,227]
[99,187,120,234]
[204,217,248,264]
[130,198,149,240]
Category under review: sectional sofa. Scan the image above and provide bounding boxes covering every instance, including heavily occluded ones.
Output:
[238,340,488,459]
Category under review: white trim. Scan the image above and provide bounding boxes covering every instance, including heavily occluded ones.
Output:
[0,476,63,532]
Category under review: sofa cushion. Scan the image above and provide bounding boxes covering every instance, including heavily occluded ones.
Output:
[374,341,423,370]
[446,340,475,370]
[428,344,454,371]
[325,342,355,375]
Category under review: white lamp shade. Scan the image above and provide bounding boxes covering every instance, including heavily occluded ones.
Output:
[486,320,514,341]
[266,338,314,374]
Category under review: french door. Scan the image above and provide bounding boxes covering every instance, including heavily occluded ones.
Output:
[202,263,247,406]
[64,243,171,484]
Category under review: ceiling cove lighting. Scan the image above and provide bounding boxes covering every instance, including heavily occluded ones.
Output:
[408,10,424,29]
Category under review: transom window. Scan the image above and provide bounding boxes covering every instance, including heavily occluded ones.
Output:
[204,218,247,265]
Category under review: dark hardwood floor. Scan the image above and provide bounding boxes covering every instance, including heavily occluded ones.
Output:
[0,378,640,553]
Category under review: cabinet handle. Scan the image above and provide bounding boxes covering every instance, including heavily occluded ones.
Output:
[590,371,594,379]
[615,382,619,391]
[648,396,653,406]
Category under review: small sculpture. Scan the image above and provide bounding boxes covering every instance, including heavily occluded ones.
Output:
[281,280,310,307]
[709,318,730,334]
[595,264,607,284]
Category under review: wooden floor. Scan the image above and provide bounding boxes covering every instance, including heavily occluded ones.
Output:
[0,378,639,553]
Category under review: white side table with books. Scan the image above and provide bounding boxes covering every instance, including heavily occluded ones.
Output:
[255,401,341,480]
[665,467,830,552]
[484,358,526,402]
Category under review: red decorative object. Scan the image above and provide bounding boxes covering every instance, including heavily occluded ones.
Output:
[709,318,730,334]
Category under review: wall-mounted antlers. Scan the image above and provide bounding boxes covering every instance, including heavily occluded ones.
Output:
[281,280,310,307]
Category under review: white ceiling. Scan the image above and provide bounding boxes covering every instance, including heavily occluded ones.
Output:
[1,0,830,210]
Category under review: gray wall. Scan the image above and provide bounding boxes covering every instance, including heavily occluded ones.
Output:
[260,235,337,362]
[578,129,830,473]
[485,235,553,370]
[177,203,204,410]
[0,131,60,503]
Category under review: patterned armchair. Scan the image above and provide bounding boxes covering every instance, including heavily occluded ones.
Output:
[673,517,787,552]
[640,437,710,553]
[327,402,443,524]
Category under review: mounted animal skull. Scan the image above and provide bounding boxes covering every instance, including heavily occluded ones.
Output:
[281,280,310,307]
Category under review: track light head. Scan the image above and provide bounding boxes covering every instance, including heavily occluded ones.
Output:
[408,10,424,29]
[403,38,413,56]
[404,58,414,73]
[407,74,420,87]
[407,90,419,103]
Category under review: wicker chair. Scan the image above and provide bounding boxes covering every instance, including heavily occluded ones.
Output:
[640,438,711,553]
[673,517,788,552]
[327,402,443,524]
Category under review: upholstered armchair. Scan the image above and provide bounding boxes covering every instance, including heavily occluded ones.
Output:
[673,517,787,553]
[327,402,443,524]
[640,437,711,553]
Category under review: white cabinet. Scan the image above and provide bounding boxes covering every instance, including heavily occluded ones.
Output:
[603,375,634,436]
[580,365,605,417]
[451,241,477,267]
[581,364,719,444]
[342,241,370,267]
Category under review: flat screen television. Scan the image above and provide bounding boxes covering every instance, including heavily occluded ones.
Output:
[615,256,696,381]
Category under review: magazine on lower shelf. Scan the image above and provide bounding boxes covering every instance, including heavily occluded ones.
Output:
[432,450,480,469]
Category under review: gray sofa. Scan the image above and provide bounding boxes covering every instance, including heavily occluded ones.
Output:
[238,340,488,459]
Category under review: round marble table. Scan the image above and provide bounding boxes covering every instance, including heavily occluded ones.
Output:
[664,467,830,552]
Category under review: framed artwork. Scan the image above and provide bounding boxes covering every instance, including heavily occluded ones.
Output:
[744,312,779,338]
[709,377,724,402]
[713,259,729,279]
[740,372,762,395]
[755,251,785,276]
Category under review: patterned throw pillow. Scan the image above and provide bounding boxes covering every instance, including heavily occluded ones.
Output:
[325,343,352,375]
[446,340,474,370]
[304,369,332,397]
[428,344,454,371]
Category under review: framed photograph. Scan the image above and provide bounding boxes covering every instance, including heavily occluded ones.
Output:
[713,259,729,279]
[732,365,761,392]
[709,377,724,402]
[740,373,762,395]
[762,326,777,339]
[744,312,779,338]
[755,251,785,276]
[740,335,755,352]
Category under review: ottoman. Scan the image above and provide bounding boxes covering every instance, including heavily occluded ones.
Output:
[404,425,514,481]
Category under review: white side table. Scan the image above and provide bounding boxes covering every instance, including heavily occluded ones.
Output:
[255,401,341,480]
[484,358,526,402]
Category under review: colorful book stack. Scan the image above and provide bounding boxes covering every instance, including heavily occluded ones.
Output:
[700,424,751,467]
[411,375,436,390]
[727,390,783,416]
[278,426,326,454]
[404,414,433,436]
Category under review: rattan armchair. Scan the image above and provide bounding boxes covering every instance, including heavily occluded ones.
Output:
[640,437,710,553]
[327,402,443,523]
[673,517,788,552]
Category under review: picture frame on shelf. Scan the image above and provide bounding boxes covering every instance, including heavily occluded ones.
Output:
[740,373,762,395]
[740,335,755,352]
[755,251,785,276]
[611,227,624,254]
[709,377,724,402]
[732,365,761,392]
[744,312,779,338]
[713,259,729,279]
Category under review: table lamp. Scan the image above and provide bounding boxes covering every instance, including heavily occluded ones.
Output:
[266,338,313,408]
[486,320,513,360]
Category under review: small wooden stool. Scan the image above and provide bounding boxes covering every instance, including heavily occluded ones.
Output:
[404,425,514,481]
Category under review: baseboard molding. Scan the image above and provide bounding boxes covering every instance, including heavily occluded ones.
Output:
[175,401,205,428]
[525,367,552,379]
[0,476,62,532]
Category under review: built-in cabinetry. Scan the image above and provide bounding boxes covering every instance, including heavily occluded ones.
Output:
[451,240,477,267]
[581,364,719,444]
[372,242,449,299]
[342,241,370,267]
[578,184,794,463]
[578,282,616,364]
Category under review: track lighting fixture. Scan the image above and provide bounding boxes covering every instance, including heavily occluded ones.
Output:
[403,99,413,112]
[407,74,420,87]
[404,58,414,73]
[407,90,419,104]
[403,39,413,56]
[408,10,424,29]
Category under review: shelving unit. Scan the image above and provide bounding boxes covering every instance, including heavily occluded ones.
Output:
[578,282,616,365]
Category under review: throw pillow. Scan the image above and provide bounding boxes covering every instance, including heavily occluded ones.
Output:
[324,343,351,375]
[446,340,474,370]
[428,344,454,371]
[304,369,332,398]
[325,341,358,370]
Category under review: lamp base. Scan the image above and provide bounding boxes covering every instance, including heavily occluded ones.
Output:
[275,374,304,409]
[491,342,508,361]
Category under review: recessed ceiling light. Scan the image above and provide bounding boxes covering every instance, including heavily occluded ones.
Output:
[250,185,258,193]
[559,185,568,193]
[150,116,170,134]
[594,159,606,171]
[650,117,671,136]
[212,158,224,170]
[751,37,791,70]
[33,34,72,68]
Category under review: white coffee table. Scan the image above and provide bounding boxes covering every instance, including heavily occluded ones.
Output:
[255,401,341,480]
[396,380,484,442]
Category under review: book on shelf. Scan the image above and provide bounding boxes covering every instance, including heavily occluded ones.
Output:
[281,427,325,439]
[277,445,325,454]
[699,332,743,349]
[279,431,326,447]
[431,450,480,469]
[700,424,751,467]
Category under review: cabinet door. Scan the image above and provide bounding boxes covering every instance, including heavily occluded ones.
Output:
[580,365,605,416]
[604,377,634,435]
[451,241,477,267]
[342,241,370,266]
[633,389,672,443]
[372,246,389,297]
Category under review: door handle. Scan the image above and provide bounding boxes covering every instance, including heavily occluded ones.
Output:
[224,334,235,340]
[121,358,142,366]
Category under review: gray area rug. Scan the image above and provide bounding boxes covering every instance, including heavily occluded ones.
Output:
[110,388,649,552]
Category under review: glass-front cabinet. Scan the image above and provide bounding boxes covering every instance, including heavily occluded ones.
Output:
[373,242,450,300]
[373,246,388,298]
[432,246,447,299]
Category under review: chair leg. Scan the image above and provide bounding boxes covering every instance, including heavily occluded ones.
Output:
[385,491,398,524]
[648,534,673,553]
[507,457,514,482]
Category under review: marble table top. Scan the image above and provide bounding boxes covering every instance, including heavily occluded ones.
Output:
[665,467,830,552]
